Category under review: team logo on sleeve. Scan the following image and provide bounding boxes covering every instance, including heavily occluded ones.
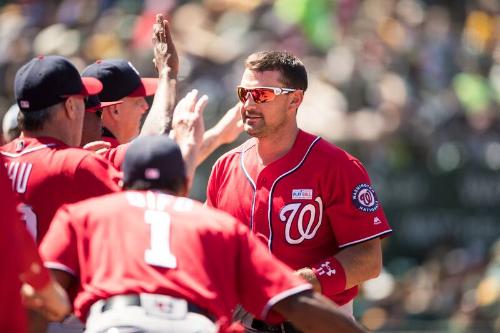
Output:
[352,184,378,212]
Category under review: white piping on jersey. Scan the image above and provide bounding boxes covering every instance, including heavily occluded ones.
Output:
[240,142,257,232]
[240,136,321,251]
[266,136,320,251]
[339,229,393,248]
[260,283,312,320]
[0,143,57,158]
[44,262,76,277]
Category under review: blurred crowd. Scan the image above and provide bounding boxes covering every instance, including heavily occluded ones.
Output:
[0,0,499,332]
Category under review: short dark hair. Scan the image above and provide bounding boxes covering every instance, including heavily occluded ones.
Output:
[122,178,185,193]
[17,105,56,132]
[245,51,308,91]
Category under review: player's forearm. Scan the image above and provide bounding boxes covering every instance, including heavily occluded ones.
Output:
[178,141,199,192]
[274,292,366,333]
[196,127,223,166]
[141,70,174,136]
[336,238,382,289]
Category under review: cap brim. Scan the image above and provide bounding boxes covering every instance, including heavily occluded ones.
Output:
[86,100,123,112]
[128,78,158,97]
[80,77,103,96]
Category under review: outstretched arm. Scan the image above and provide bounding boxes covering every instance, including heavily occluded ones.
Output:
[273,291,366,333]
[141,13,178,136]
[196,103,243,166]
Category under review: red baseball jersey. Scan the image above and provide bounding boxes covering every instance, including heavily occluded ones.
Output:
[98,142,128,170]
[0,157,50,332]
[101,131,120,148]
[40,190,311,322]
[1,136,121,242]
[206,130,392,305]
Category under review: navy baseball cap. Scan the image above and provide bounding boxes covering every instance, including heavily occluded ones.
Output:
[14,55,103,112]
[84,95,123,113]
[82,59,158,102]
[123,135,186,188]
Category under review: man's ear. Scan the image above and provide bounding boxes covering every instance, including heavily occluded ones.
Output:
[63,96,78,120]
[289,91,304,111]
[109,105,121,120]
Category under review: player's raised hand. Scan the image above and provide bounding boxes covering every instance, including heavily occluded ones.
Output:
[170,89,208,191]
[152,13,178,79]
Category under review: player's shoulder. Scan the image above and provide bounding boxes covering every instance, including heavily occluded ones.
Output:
[61,191,124,218]
[1,137,104,168]
[306,132,364,167]
[213,138,256,167]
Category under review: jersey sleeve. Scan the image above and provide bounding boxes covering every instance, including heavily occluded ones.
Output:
[39,205,79,277]
[234,222,312,322]
[74,154,121,200]
[326,157,392,248]
[98,143,128,171]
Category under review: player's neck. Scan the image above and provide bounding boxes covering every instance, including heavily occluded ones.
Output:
[21,126,73,147]
[256,126,299,166]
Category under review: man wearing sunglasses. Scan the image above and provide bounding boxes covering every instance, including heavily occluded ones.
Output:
[80,95,123,148]
[206,51,393,332]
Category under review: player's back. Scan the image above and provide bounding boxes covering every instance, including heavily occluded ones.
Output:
[43,190,306,323]
[1,136,120,242]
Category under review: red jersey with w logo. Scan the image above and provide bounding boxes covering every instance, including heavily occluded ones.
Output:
[206,130,392,305]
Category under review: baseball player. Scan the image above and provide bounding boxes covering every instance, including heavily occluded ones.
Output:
[206,51,393,332]
[0,157,70,332]
[0,55,121,243]
[80,95,123,147]
[40,135,367,333]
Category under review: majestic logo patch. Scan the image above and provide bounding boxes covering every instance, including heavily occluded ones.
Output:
[352,184,378,212]
[292,189,313,200]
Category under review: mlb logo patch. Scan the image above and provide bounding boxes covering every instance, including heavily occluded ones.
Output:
[20,100,30,108]
[292,189,313,200]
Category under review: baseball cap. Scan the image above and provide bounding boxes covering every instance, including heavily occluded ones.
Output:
[82,59,158,102]
[122,135,186,188]
[84,95,123,113]
[14,55,103,112]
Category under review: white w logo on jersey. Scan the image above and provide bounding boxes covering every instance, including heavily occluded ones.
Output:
[279,196,323,244]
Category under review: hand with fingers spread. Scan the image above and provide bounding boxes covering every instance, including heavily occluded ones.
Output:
[170,89,208,190]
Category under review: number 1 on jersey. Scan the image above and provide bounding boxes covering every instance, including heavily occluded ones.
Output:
[144,210,177,269]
